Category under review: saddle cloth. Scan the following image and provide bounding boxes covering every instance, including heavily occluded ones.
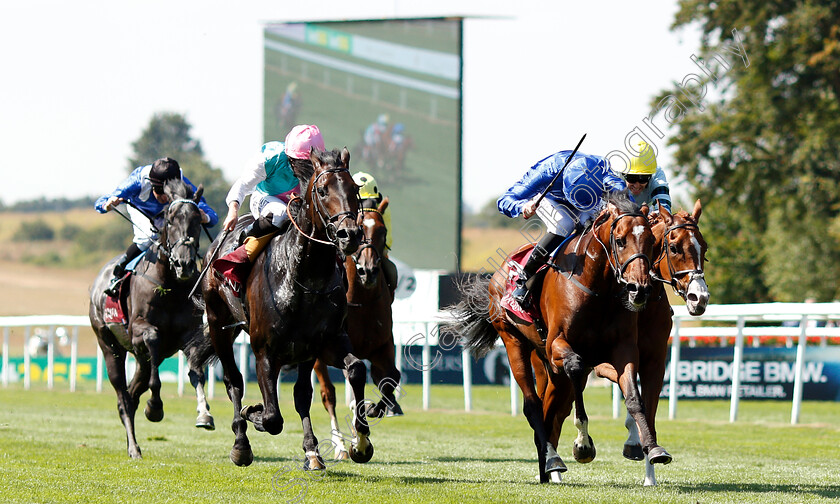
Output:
[500,246,544,324]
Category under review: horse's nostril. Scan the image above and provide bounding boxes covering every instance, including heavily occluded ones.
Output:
[688,293,698,303]
[336,229,349,240]
[626,283,638,293]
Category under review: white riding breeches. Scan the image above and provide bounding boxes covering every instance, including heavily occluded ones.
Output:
[250,191,289,228]
[535,198,600,237]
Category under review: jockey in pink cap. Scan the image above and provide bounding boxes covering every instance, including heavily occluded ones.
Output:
[213,124,325,291]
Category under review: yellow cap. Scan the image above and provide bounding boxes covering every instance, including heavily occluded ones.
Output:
[627,141,657,175]
[353,171,379,199]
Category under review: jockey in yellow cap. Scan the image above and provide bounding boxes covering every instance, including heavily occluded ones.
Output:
[352,171,397,295]
[614,141,672,213]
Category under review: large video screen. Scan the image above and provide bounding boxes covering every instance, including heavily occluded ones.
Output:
[264,19,462,270]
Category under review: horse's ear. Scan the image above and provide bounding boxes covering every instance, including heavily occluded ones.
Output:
[379,196,389,213]
[309,146,321,169]
[659,204,673,226]
[641,203,650,216]
[193,184,204,203]
[692,199,702,222]
[593,208,610,228]
[341,147,350,168]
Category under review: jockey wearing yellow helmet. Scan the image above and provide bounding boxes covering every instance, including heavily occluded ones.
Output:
[352,171,397,295]
[615,141,672,213]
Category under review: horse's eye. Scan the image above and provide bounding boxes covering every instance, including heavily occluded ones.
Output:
[615,238,625,248]
[669,244,679,254]
[317,187,327,197]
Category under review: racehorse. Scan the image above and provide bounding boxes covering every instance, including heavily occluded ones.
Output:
[533,200,709,485]
[312,196,402,459]
[452,193,665,483]
[89,179,215,459]
[202,147,375,469]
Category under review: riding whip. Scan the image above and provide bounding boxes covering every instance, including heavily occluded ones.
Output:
[188,228,229,299]
[529,132,588,213]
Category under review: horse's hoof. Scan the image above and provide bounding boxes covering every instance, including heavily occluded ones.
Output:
[546,455,567,474]
[336,450,350,461]
[349,440,374,463]
[365,402,385,419]
[195,413,215,430]
[144,402,164,422]
[128,448,142,459]
[573,436,596,464]
[240,404,266,432]
[623,442,644,461]
[648,446,672,465]
[303,454,326,471]
[386,402,404,417]
[230,446,254,466]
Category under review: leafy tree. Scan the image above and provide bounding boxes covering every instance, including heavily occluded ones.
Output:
[129,112,229,234]
[464,197,521,229]
[656,0,840,302]
[14,219,54,241]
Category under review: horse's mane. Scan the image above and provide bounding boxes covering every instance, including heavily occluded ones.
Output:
[163,178,193,200]
[607,189,641,214]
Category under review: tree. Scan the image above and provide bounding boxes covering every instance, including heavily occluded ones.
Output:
[656,1,840,302]
[129,112,229,234]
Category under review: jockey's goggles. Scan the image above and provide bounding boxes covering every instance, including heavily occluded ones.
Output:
[625,174,652,184]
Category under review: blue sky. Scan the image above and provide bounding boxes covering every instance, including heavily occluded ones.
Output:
[0,0,701,211]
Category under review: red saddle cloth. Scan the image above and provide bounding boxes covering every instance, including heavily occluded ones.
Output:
[213,245,249,296]
[500,246,545,324]
[103,281,128,325]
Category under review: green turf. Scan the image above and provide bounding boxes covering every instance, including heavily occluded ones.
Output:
[0,383,838,503]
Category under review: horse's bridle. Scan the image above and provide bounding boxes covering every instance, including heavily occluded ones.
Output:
[351,207,385,271]
[159,198,200,260]
[593,211,652,287]
[288,167,358,248]
[650,221,705,299]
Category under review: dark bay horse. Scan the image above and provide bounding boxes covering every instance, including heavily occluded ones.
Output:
[453,194,664,483]
[313,197,401,459]
[534,200,709,485]
[89,180,215,459]
[202,147,375,469]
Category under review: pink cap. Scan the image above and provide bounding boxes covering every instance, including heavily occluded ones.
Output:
[284,124,325,160]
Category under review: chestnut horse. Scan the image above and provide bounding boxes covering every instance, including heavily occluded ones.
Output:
[453,193,665,483]
[89,180,215,458]
[534,200,709,485]
[313,196,402,459]
[202,147,375,469]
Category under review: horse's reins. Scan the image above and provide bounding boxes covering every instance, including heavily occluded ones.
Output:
[286,167,358,248]
[650,220,705,298]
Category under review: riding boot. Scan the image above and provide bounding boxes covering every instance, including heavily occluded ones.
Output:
[382,255,398,300]
[512,232,564,308]
[104,243,142,297]
[213,216,279,294]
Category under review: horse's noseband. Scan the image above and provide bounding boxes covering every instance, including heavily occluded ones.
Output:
[351,207,384,270]
[160,199,201,260]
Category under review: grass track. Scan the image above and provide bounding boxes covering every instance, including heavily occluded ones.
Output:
[1,383,838,503]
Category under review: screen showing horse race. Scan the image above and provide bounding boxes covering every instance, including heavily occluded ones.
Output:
[263,18,462,271]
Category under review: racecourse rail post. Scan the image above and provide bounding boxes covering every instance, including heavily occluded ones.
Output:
[729,316,746,422]
[791,314,809,424]
[510,365,518,416]
[69,327,79,392]
[423,322,431,410]
[23,326,31,390]
[2,327,9,387]
[462,349,472,412]
[668,317,681,420]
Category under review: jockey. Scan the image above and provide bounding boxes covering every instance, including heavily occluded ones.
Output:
[352,171,398,296]
[213,124,325,291]
[362,114,389,157]
[388,123,406,152]
[617,141,672,213]
[497,149,627,307]
[95,157,218,296]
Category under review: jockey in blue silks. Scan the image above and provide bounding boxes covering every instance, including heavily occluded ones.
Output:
[497,150,627,307]
[95,157,219,295]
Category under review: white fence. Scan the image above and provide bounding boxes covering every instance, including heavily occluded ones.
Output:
[2,303,840,425]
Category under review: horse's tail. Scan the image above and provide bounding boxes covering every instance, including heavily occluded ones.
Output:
[184,324,218,369]
[447,274,500,358]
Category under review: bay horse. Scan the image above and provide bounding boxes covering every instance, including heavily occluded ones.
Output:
[89,179,215,459]
[453,193,664,483]
[533,200,709,485]
[312,196,402,459]
[202,147,375,469]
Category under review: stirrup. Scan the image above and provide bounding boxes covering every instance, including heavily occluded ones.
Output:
[512,281,530,307]
[104,276,123,297]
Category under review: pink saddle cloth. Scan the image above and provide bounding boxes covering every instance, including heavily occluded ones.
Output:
[500,246,546,324]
